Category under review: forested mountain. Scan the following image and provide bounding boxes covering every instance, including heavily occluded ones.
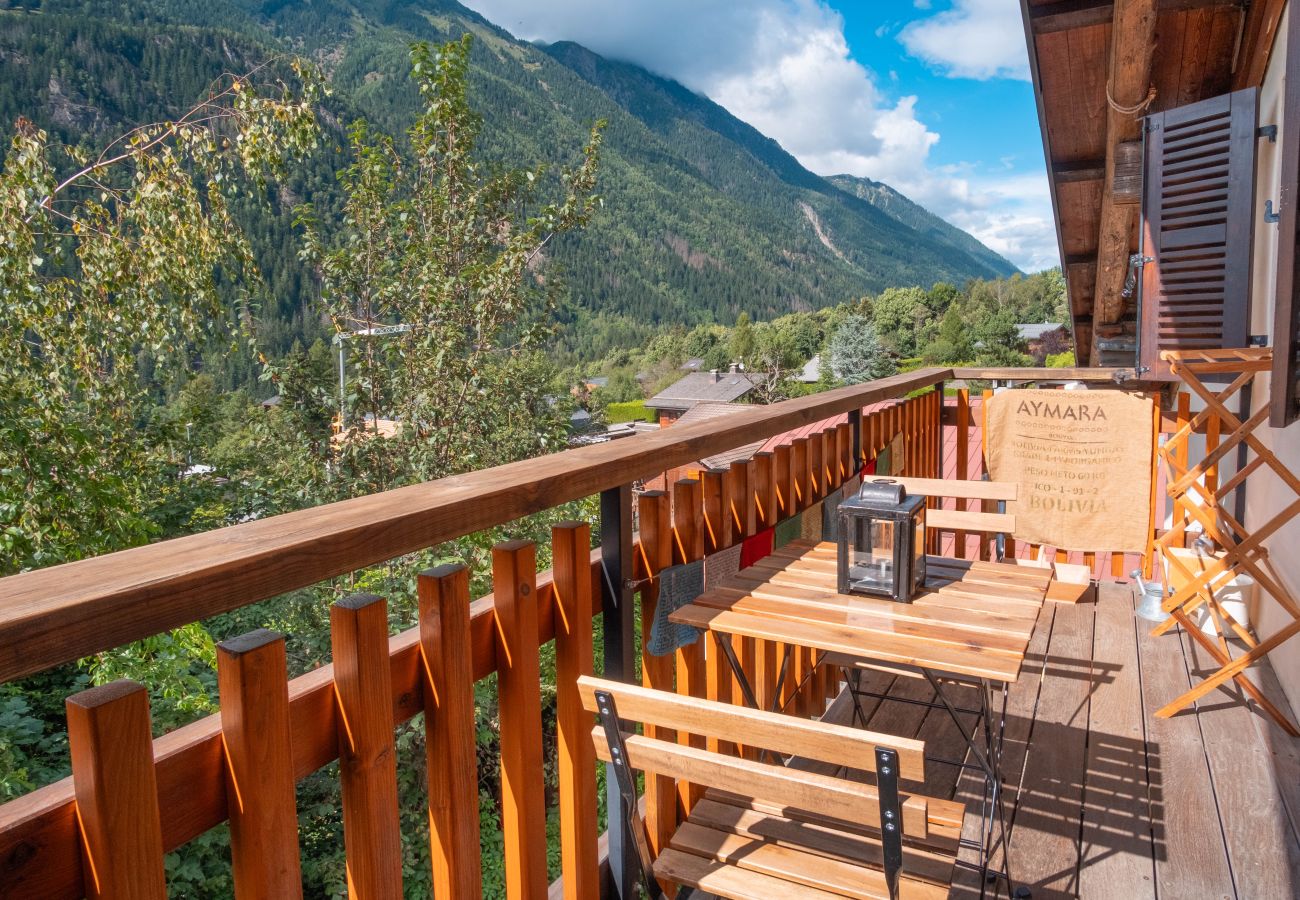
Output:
[828,174,1014,280]
[0,0,1018,364]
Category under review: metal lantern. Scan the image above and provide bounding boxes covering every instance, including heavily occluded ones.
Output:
[836,479,927,603]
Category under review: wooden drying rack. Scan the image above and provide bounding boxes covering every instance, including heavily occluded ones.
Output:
[1154,348,1300,736]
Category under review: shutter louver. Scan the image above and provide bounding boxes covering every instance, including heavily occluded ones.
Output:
[1141,88,1258,379]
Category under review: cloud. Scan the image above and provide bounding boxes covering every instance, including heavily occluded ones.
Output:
[899,0,1030,81]
[460,0,1055,271]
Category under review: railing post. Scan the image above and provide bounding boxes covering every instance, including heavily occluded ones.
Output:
[331,594,403,899]
[417,565,482,899]
[216,630,303,899]
[553,522,600,900]
[65,680,167,900]
[492,540,548,900]
[599,484,636,900]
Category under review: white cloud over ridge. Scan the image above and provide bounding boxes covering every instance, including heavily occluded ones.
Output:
[899,0,1031,81]
[460,0,1056,272]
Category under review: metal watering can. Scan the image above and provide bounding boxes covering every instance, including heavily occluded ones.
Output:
[1133,570,1171,623]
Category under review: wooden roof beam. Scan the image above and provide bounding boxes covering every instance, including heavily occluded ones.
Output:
[1052,159,1106,183]
[1092,0,1158,360]
[1032,0,1114,34]
[1032,0,1239,34]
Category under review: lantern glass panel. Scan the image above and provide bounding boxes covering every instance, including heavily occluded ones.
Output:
[848,515,896,595]
[912,515,927,593]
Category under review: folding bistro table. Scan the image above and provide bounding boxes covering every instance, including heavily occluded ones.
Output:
[669,538,1050,896]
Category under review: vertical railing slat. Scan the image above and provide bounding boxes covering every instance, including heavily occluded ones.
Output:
[754,451,777,529]
[553,522,599,900]
[956,388,970,559]
[493,540,548,900]
[772,444,792,518]
[672,477,706,812]
[791,437,808,511]
[331,593,403,899]
[66,680,167,900]
[217,630,304,899]
[809,433,824,499]
[418,565,483,899]
[705,469,734,755]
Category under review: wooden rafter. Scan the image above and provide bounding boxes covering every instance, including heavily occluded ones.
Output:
[1091,0,1157,360]
[1031,0,1242,35]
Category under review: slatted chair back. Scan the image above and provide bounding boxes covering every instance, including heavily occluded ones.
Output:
[578,676,960,900]
[889,476,1016,560]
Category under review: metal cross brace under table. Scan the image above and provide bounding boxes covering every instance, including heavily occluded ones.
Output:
[712,632,1031,900]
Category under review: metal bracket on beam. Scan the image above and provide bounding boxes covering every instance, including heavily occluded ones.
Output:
[1259,124,1278,142]
[1265,200,1281,224]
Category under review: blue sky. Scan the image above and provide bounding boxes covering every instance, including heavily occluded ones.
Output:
[460,0,1055,272]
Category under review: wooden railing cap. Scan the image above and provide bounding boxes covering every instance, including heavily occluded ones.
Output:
[421,563,468,580]
[217,628,285,656]
[335,593,385,611]
[66,679,146,709]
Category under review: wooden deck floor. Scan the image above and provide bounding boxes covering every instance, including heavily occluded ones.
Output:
[821,582,1300,899]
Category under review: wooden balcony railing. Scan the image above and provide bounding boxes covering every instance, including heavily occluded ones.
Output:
[0,365,1147,899]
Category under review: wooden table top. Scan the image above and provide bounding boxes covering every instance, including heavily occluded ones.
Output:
[669,540,1051,684]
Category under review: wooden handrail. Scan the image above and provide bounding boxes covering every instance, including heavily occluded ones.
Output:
[950,366,1138,382]
[0,552,605,899]
[0,367,949,683]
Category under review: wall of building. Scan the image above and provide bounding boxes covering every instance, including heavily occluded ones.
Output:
[1247,2,1300,719]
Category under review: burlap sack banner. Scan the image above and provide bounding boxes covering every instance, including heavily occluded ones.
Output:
[985,389,1153,553]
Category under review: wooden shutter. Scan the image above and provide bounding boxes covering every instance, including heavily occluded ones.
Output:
[1140,88,1258,379]
[1272,11,1300,427]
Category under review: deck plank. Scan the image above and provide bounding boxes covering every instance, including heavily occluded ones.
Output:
[1185,633,1300,899]
[1077,583,1156,898]
[1004,598,1096,897]
[1136,620,1235,899]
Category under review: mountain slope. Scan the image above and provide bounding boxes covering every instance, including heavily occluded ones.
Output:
[0,0,1018,360]
[828,174,1012,281]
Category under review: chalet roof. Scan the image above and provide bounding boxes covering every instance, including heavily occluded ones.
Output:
[647,370,762,411]
[680,357,705,372]
[672,402,768,469]
[795,354,821,383]
[1020,1,1278,365]
[1016,323,1065,341]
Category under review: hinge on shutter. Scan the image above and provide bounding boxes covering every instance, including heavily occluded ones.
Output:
[1249,335,1268,347]
[1121,253,1153,300]
[1258,124,1278,142]
[1265,200,1280,224]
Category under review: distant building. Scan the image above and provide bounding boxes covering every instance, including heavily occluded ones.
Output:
[680,357,706,372]
[1015,322,1069,355]
[641,401,766,493]
[794,354,821,384]
[646,366,762,426]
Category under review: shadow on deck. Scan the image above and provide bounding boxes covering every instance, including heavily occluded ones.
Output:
[816,582,1300,899]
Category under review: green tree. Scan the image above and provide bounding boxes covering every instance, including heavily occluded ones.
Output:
[0,63,320,575]
[921,305,974,364]
[291,35,604,494]
[870,285,930,356]
[828,314,896,384]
